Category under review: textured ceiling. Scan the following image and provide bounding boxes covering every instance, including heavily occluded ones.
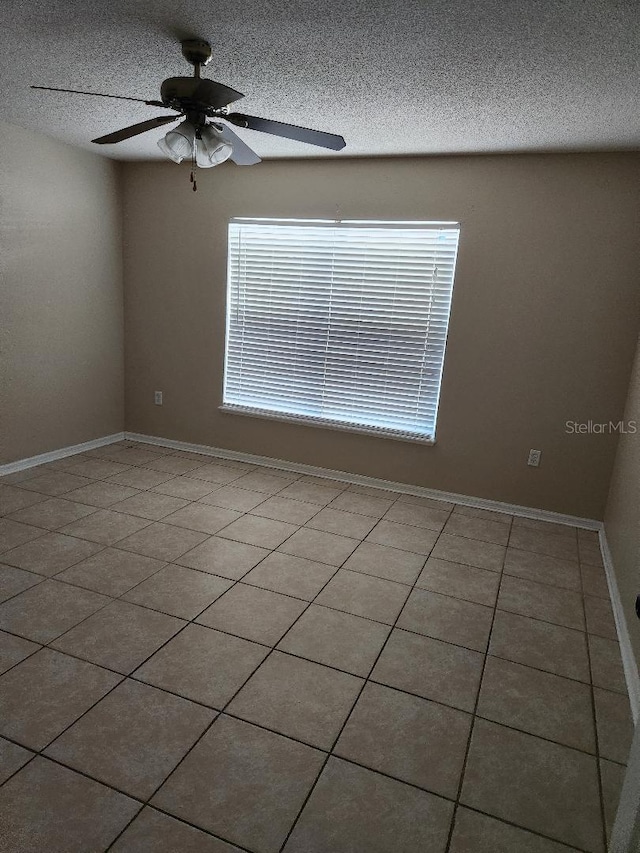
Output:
[1,0,639,161]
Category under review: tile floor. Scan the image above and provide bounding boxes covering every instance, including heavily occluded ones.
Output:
[0,440,634,853]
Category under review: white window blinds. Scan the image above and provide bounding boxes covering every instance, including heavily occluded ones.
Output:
[222,218,460,442]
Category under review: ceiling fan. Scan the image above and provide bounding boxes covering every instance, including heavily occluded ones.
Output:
[32,38,346,190]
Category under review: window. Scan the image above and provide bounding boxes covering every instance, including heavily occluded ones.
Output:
[222,218,460,442]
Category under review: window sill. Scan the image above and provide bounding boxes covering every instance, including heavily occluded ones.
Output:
[219,405,436,445]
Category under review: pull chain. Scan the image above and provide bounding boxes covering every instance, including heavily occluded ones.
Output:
[190,144,197,192]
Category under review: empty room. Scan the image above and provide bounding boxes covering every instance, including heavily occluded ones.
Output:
[1,1,640,851]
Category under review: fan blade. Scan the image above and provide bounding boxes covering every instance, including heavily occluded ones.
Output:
[92,115,179,144]
[31,86,171,108]
[225,113,345,151]
[193,79,244,109]
[213,122,261,165]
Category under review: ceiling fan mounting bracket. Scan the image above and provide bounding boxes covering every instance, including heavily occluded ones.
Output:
[181,39,212,69]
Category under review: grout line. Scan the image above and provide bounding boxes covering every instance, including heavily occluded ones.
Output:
[579,557,610,852]
[276,502,456,851]
[443,514,512,853]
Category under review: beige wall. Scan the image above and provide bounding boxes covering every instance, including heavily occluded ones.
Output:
[605,332,640,662]
[0,121,124,465]
[122,153,640,519]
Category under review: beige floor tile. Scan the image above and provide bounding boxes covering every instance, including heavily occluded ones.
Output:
[45,679,214,799]
[477,655,595,752]
[416,558,500,606]
[316,569,410,624]
[17,471,94,497]
[371,628,484,712]
[60,508,153,545]
[152,476,218,500]
[188,462,246,485]
[51,600,185,674]
[305,506,377,539]
[348,483,399,498]
[594,687,633,764]
[398,588,493,652]
[498,575,585,630]
[118,521,210,561]
[279,527,359,566]
[63,481,141,508]
[0,629,40,674]
[0,757,139,853]
[228,651,362,748]
[0,579,110,643]
[110,807,244,852]
[0,518,45,553]
[584,594,617,639]
[509,527,579,562]
[110,491,190,520]
[64,458,133,479]
[0,737,33,784]
[1,532,102,576]
[490,610,590,682]
[453,504,512,525]
[342,540,424,585]
[443,513,510,545]
[589,634,627,693]
[277,480,343,505]
[579,541,604,568]
[197,583,306,645]
[382,501,450,531]
[278,604,390,676]
[142,455,208,474]
[124,564,233,619]
[461,719,603,852]
[512,517,578,540]
[152,715,324,853]
[600,759,625,844]
[328,490,395,518]
[108,448,170,467]
[199,485,268,512]
[581,564,609,599]
[107,468,177,490]
[8,497,98,530]
[0,564,43,603]
[232,470,295,495]
[395,492,454,511]
[135,624,269,707]
[335,682,471,797]
[431,533,505,571]
[0,649,120,749]
[162,503,242,535]
[0,484,48,515]
[366,519,439,555]
[177,535,269,579]
[503,548,582,591]
[449,807,577,852]
[218,513,298,549]
[57,547,167,596]
[251,495,320,525]
[242,551,337,600]
[284,756,453,853]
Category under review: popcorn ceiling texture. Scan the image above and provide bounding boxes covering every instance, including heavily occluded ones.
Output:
[0,0,639,161]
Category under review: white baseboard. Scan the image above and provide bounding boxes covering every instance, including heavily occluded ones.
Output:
[125,431,600,531]
[0,432,125,476]
[599,531,640,723]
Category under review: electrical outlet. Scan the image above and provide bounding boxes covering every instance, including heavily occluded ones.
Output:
[527,449,541,467]
[154,391,163,406]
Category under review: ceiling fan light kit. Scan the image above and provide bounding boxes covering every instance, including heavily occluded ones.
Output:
[31,38,346,191]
